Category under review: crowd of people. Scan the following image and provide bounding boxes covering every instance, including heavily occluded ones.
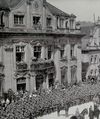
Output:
[0,83,100,119]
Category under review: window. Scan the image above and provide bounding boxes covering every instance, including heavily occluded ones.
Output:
[94,55,97,63]
[70,44,74,58]
[16,46,25,62]
[70,19,74,30]
[46,17,52,27]
[14,15,24,25]
[17,77,26,92]
[48,45,52,59]
[60,45,65,58]
[33,16,40,25]
[90,56,93,63]
[59,18,64,28]
[65,21,68,29]
[48,73,54,88]
[36,75,44,90]
[34,46,41,59]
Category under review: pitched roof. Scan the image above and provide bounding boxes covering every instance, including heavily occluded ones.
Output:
[0,0,10,11]
[7,0,23,8]
[46,2,70,17]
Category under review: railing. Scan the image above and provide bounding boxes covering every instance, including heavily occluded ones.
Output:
[30,60,54,71]
[16,61,28,72]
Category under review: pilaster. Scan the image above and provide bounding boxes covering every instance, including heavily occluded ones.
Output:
[54,48,61,83]
[77,45,82,82]
[41,46,46,59]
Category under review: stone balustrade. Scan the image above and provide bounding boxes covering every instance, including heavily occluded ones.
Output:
[30,59,55,71]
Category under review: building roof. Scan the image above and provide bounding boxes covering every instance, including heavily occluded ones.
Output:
[46,2,70,17]
[4,0,72,17]
[0,0,10,11]
[7,0,24,8]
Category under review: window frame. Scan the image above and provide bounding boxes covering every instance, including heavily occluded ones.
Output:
[70,44,75,58]
[47,45,53,60]
[46,17,52,27]
[60,45,65,59]
[16,45,25,62]
[33,16,40,25]
[14,14,24,25]
[34,45,41,59]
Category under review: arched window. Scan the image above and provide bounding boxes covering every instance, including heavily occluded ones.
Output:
[36,74,44,90]
[16,77,26,92]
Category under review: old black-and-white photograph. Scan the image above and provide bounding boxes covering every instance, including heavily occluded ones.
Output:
[0,0,100,119]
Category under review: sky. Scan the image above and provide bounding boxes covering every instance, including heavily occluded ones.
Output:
[47,0,100,22]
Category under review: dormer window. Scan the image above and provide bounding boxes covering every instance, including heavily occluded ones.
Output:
[59,18,64,28]
[69,19,74,30]
[33,16,40,25]
[14,15,24,25]
[46,17,52,27]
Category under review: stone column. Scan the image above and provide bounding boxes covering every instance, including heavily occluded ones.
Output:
[54,48,61,83]
[30,73,36,91]
[77,45,82,82]
[74,44,77,57]
[26,77,29,92]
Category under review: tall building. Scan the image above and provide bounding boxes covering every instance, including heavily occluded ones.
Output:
[82,20,100,82]
[0,0,83,96]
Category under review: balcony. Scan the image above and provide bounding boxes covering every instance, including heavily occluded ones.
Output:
[16,61,28,72]
[30,59,55,71]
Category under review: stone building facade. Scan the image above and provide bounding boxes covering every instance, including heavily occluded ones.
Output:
[82,20,100,81]
[0,0,83,95]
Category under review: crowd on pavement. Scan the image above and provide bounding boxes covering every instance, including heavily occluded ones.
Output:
[1,83,100,119]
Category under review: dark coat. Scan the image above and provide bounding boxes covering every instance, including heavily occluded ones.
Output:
[89,108,94,119]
